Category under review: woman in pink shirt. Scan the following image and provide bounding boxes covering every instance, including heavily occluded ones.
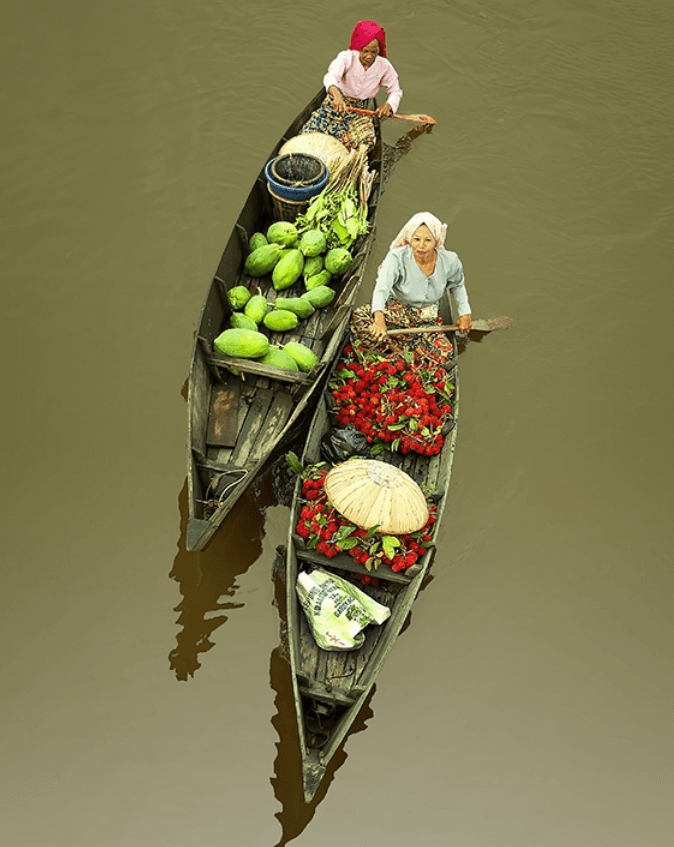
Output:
[301,20,403,151]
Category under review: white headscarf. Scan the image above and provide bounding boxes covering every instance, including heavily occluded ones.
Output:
[388,212,447,251]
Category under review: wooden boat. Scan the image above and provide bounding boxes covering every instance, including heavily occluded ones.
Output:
[284,291,460,802]
[186,90,384,552]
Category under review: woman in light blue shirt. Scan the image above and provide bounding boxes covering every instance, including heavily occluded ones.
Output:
[360,212,472,355]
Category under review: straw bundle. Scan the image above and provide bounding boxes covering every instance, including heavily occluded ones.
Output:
[324,460,429,535]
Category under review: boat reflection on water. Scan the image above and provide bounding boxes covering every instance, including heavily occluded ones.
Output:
[269,647,376,845]
[168,472,277,681]
[382,121,434,179]
[268,541,376,845]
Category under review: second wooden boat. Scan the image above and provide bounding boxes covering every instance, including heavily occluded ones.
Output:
[284,290,460,802]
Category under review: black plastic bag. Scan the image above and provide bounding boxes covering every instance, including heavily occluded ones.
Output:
[320,425,369,464]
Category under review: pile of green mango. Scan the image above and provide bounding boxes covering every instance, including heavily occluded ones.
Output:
[216,219,348,371]
[242,221,353,294]
[213,328,318,373]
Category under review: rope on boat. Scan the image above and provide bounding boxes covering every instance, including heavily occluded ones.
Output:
[324,669,356,690]
[306,705,332,749]
[200,469,249,519]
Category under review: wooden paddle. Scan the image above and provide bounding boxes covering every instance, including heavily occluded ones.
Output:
[346,106,437,125]
[388,317,513,335]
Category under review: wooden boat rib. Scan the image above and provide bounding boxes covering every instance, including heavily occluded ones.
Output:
[186,89,384,552]
[284,290,460,802]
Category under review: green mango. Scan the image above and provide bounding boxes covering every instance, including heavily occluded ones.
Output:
[303,255,324,279]
[244,243,282,277]
[259,348,299,371]
[273,297,315,319]
[283,341,318,372]
[228,285,252,310]
[244,294,269,324]
[229,312,258,331]
[301,286,335,309]
[214,329,270,359]
[324,247,353,276]
[305,269,332,291]
[299,229,327,257]
[248,232,268,253]
[263,310,299,332]
[267,221,299,247]
[272,248,304,291]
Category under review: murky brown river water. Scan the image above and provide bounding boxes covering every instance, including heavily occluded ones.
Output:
[2,1,673,844]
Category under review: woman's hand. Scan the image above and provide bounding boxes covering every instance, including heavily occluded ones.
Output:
[369,311,388,340]
[374,103,393,120]
[329,86,347,114]
[456,314,473,334]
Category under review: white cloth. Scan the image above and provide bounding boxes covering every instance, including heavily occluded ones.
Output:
[389,211,447,251]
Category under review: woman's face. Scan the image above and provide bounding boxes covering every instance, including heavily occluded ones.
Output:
[410,224,437,262]
[359,39,380,68]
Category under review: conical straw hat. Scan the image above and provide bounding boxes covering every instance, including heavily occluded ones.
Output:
[279,132,349,166]
[324,460,429,535]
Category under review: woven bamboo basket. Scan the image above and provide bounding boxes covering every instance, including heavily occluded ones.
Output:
[324,460,429,535]
[271,153,326,187]
[267,184,310,222]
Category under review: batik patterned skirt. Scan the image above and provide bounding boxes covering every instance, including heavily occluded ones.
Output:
[301,95,376,151]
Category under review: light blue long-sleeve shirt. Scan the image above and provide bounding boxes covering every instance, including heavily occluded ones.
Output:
[370,246,471,316]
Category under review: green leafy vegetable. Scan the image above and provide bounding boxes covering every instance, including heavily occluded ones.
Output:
[285,452,304,474]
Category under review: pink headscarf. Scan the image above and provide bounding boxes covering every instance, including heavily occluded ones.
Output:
[349,20,388,57]
[389,212,447,251]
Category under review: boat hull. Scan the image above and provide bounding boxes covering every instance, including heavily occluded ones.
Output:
[285,292,460,802]
[185,90,383,551]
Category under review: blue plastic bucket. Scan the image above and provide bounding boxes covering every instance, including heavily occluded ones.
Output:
[264,157,329,201]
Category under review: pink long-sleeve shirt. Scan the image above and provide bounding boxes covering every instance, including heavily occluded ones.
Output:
[323,50,403,113]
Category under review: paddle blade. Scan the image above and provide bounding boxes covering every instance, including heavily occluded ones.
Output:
[394,113,437,125]
[471,316,513,332]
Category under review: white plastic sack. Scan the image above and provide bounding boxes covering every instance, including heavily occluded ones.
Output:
[296,568,391,651]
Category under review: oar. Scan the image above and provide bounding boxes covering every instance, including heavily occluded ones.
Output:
[388,316,513,335]
[346,106,437,125]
